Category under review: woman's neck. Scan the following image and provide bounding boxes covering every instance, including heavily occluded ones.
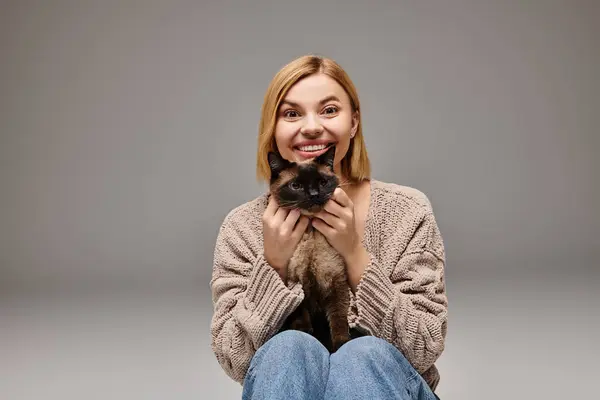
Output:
[338,177,370,204]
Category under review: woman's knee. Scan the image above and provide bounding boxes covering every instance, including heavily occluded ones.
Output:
[263,330,323,352]
[245,331,330,398]
[334,336,417,379]
[252,330,328,365]
[337,335,395,356]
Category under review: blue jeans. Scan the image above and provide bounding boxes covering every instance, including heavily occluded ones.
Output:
[242,331,439,400]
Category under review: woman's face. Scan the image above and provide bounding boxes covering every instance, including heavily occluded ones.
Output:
[274,73,358,176]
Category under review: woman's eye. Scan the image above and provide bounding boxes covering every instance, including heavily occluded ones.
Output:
[290,182,302,190]
[323,106,338,115]
[284,110,299,118]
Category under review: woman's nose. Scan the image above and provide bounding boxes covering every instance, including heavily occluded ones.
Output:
[300,114,322,136]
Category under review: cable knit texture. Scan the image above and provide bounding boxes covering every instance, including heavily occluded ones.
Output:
[210,179,448,391]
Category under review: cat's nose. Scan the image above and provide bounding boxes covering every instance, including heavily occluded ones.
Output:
[309,190,319,197]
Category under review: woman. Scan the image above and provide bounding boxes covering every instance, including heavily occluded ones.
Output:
[210,55,447,400]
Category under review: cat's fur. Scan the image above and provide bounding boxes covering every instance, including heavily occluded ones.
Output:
[268,146,350,352]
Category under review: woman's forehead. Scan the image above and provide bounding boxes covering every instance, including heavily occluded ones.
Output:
[283,74,350,105]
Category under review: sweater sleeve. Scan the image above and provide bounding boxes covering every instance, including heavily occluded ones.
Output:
[353,211,448,375]
[210,214,305,384]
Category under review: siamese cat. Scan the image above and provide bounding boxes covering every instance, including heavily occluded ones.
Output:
[268,145,350,352]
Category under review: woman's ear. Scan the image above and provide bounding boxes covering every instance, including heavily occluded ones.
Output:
[351,111,359,137]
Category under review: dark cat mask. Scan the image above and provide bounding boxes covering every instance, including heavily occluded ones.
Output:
[267,146,339,214]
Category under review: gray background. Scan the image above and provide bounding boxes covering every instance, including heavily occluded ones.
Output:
[1,0,598,399]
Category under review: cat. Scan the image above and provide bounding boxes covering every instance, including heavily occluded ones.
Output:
[267,145,351,353]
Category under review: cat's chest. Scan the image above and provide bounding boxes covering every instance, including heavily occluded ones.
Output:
[299,229,344,271]
[300,227,330,252]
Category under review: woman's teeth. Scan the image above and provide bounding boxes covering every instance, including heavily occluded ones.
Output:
[297,144,328,152]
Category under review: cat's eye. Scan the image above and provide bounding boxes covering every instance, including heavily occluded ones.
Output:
[319,179,328,187]
[289,182,302,190]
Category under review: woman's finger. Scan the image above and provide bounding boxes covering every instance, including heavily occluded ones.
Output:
[273,206,289,224]
[314,210,340,229]
[332,187,352,208]
[311,218,335,237]
[292,216,310,237]
[323,198,345,218]
[265,195,279,217]
[282,208,301,232]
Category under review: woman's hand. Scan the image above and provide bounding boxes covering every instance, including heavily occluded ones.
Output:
[312,188,370,291]
[262,196,310,282]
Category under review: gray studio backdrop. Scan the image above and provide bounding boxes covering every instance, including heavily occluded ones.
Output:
[1,1,598,399]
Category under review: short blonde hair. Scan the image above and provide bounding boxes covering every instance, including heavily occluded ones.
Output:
[256,54,371,183]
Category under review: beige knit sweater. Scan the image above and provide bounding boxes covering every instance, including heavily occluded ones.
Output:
[210,179,448,391]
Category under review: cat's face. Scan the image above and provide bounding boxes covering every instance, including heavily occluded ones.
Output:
[268,145,339,215]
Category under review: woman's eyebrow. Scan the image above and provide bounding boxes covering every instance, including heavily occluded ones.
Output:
[280,95,342,108]
[280,99,300,108]
[318,95,341,105]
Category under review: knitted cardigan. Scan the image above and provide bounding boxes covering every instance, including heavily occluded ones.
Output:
[210,179,448,391]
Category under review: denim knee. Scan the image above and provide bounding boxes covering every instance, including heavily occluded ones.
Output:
[336,336,418,381]
[244,331,330,400]
[250,330,328,370]
[261,330,324,354]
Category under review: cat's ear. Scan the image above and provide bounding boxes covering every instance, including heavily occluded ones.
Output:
[268,151,290,180]
[315,145,336,171]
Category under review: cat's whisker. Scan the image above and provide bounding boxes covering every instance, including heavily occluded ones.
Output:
[276,199,298,205]
[277,200,302,208]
